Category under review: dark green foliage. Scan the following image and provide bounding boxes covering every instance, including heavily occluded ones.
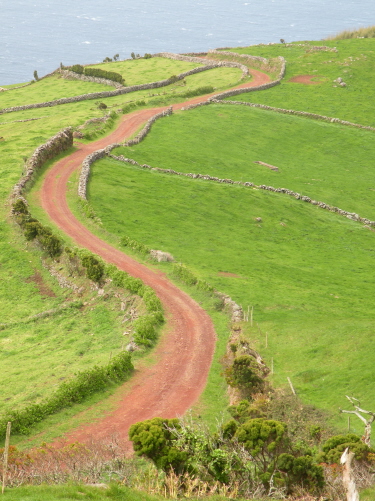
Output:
[235,418,289,474]
[113,54,120,61]
[228,398,265,423]
[131,52,136,59]
[0,352,133,438]
[97,102,107,110]
[129,417,187,472]
[144,53,152,59]
[103,57,113,63]
[38,232,62,257]
[221,419,238,439]
[168,75,179,84]
[12,201,62,257]
[224,355,264,392]
[277,453,325,493]
[24,221,44,241]
[133,314,160,347]
[12,199,28,214]
[84,67,124,84]
[318,433,375,464]
[33,70,39,81]
[70,64,84,74]
[81,254,104,282]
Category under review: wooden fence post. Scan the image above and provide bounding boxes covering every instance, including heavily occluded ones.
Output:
[2,422,11,494]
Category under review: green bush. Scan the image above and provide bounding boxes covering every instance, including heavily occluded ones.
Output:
[70,64,84,74]
[81,254,104,282]
[84,67,124,85]
[129,417,187,472]
[277,453,325,493]
[318,433,375,464]
[224,355,264,392]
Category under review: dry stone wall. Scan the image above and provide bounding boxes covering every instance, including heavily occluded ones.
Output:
[0,60,230,114]
[12,127,73,201]
[78,107,173,199]
[60,69,125,89]
[212,99,375,131]
[208,56,286,101]
[208,49,268,65]
[154,52,250,78]
[109,154,375,227]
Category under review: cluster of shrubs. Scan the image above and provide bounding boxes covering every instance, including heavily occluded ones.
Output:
[0,352,133,438]
[69,64,124,85]
[129,413,375,498]
[13,199,62,257]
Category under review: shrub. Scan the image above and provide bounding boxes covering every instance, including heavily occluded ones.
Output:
[277,453,325,493]
[129,417,187,472]
[318,433,375,464]
[33,70,39,81]
[168,75,179,84]
[84,67,124,84]
[144,53,152,59]
[81,254,104,282]
[70,64,84,74]
[224,355,264,392]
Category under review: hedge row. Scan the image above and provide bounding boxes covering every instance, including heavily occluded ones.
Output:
[105,264,164,347]
[0,351,133,437]
[172,263,214,292]
[70,64,124,84]
[13,199,62,258]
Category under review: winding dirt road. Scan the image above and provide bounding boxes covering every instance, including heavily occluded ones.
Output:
[39,69,270,447]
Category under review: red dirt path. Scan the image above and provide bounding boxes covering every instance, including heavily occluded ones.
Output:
[289,75,322,84]
[39,69,270,449]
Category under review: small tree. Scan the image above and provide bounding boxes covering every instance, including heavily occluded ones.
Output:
[113,54,119,61]
[33,70,39,81]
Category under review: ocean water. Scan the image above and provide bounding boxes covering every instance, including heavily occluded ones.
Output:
[0,0,374,85]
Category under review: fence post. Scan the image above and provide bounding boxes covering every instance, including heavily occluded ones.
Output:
[2,422,11,494]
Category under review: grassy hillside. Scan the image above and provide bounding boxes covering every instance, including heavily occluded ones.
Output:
[0,56,250,443]
[228,38,375,127]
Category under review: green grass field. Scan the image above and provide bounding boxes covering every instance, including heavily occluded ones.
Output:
[84,55,375,428]
[0,56,248,443]
[2,37,375,498]
[228,38,375,127]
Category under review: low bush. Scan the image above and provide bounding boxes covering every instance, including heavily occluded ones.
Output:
[12,201,62,257]
[84,67,124,85]
[81,253,104,283]
[70,64,84,74]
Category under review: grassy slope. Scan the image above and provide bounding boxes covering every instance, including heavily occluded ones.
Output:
[88,155,375,430]
[83,41,375,430]
[229,39,375,127]
[0,58,248,443]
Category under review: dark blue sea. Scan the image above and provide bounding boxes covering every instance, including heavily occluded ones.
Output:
[1,0,374,85]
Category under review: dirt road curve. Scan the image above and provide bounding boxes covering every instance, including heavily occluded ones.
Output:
[40,70,270,447]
